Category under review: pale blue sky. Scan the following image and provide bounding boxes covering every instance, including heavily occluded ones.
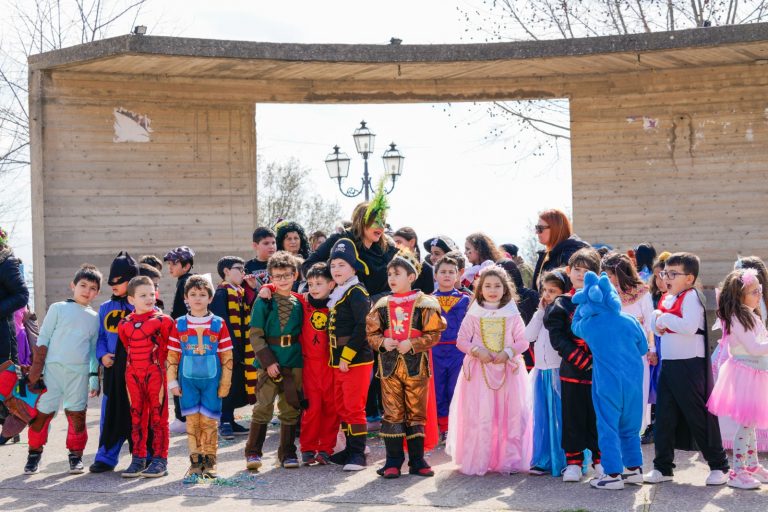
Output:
[0,0,571,279]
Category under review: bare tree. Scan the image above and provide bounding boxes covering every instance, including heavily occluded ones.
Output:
[457,0,768,158]
[0,0,151,214]
[257,157,342,235]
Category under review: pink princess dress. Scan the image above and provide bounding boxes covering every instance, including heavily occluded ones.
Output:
[446,300,533,476]
[708,312,768,429]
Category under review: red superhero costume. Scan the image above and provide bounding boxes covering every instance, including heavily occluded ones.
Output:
[118,310,174,459]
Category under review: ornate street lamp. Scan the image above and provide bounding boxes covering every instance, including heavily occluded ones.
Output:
[325,121,404,200]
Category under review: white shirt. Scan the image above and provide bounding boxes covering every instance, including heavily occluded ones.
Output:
[524,307,561,370]
[652,290,706,360]
[622,292,655,352]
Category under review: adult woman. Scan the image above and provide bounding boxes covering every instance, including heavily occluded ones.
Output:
[393,227,434,294]
[0,227,29,364]
[275,221,310,260]
[531,209,589,290]
[309,231,327,253]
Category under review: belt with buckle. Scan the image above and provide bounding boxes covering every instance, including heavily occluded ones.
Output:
[330,335,351,348]
[266,335,295,348]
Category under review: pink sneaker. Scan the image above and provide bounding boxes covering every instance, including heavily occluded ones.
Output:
[747,465,768,484]
[728,470,761,490]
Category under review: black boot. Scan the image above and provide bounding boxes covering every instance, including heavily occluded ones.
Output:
[24,451,42,474]
[406,426,434,477]
[377,436,406,478]
[278,424,299,468]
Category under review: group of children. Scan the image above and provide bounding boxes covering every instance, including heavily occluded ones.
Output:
[2,208,768,492]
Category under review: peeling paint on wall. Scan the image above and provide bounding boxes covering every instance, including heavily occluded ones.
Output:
[746,126,755,142]
[642,116,659,130]
[113,107,153,143]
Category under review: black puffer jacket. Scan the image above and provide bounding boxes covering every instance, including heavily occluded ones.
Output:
[0,248,29,362]
[532,235,589,291]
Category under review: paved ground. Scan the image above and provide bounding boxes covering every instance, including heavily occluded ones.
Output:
[1,398,766,511]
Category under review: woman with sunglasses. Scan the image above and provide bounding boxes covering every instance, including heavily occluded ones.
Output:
[531,209,589,291]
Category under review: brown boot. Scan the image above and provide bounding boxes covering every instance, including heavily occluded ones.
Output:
[202,454,218,478]
[186,454,203,478]
[245,423,268,470]
[278,424,298,468]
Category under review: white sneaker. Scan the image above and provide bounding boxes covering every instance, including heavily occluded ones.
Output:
[590,474,625,490]
[622,468,644,485]
[643,469,673,484]
[728,470,760,490]
[343,463,365,472]
[592,463,605,479]
[748,465,768,483]
[169,419,187,434]
[705,469,728,486]
[562,464,582,482]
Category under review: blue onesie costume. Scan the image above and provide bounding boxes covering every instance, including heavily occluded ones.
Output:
[572,272,648,479]
[432,289,470,433]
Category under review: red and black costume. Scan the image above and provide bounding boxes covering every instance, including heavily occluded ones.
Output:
[544,290,600,468]
[118,310,174,460]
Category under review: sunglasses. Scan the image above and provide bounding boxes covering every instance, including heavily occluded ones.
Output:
[534,224,550,234]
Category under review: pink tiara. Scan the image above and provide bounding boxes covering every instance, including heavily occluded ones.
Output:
[741,268,759,288]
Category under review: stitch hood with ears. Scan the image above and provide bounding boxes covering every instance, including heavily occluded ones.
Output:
[571,271,648,476]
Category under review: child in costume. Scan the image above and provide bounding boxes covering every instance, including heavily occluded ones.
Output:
[90,251,140,473]
[169,275,233,478]
[526,268,569,477]
[601,252,655,433]
[164,246,195,434]
[707,268,768,489]
[245,251,304,470]
[644,252,730,486]
[571,271,648,490]
[446,265,532,476]
[118,276,174,478]
[22,265,102,475]
[257,262,339,466]
[642,253,670,445]
[367,249,446,478]
[244,227,277,305]
[431,254,470,437]
[211,256,254,440]
[326,238,373,471]
[544,248,602,482]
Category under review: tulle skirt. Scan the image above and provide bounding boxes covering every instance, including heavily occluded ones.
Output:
[708,356,768,429]
[446,356,532,476]
[529,368,566,476]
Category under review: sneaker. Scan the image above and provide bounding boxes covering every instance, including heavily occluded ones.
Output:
[88,460,115,473]
[529,466,548,476]
[141,457,168,478]
[622,468,643,485]
[201,455,218,479]
[301,451,316,466]
[246,455,262,471]
[343,452,366,471]
[590,474,625,490]
[643,469,673,484]
[24,452,42,474]
[439,431,448,445]
[231,422,249,436]
[121,456,147,478]
[728,470,761,490]
[706,469,729,486]
[380,467,401,479]
[283,457,300,469]
[68,453,84,474]
[169,418,187,434]
[186,454,203,477]
[562,464,582,482]
[748,465,768,483]
[315,451,331,465]
[592,463,605,479]
[219,423,234,441]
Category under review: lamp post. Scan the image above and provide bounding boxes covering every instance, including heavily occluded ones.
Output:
[325,120,404,200]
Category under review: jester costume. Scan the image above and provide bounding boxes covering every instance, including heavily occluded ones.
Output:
[245,288,304,468]
[168,313,233,477]
[432,288,470,433]
[571,272,647,488]
[118,309,174,476]
[367,286,446,478]
[24,299,99,474]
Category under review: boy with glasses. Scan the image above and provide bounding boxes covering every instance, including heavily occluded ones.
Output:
[244,251,304,470]
[211,256,255,439]
[643,252,729,485]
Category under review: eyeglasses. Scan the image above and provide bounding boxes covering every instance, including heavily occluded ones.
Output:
[230,266,245,273]
[534,224,550,234]
[746,287,763,297]
[659,270,690,280]
[270,272,294,281]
